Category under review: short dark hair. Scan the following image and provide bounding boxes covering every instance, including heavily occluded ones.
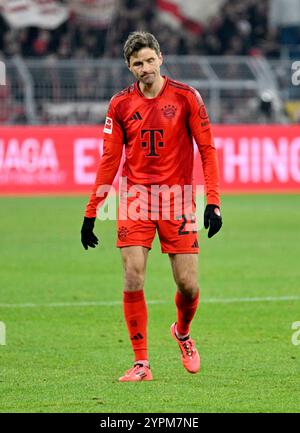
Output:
[123,31,161,65]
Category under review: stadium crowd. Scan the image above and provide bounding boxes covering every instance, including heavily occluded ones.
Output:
[0,0,299,125]
[1,0,298,60]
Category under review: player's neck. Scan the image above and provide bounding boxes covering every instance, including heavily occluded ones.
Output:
[139,75,165,99]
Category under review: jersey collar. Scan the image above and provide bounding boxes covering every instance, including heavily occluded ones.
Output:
[135,75,169,99]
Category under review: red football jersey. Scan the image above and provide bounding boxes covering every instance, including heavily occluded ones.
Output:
[85,76,220,217]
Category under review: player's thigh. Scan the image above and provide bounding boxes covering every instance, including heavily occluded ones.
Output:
[120,246,150,291]
[169,253,199,295]
[120,246,149,270]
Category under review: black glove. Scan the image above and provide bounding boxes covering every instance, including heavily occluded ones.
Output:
[81,217,99,250]
[204,204,222,238]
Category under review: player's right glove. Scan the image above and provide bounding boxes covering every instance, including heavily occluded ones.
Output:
[81,217,99,250]
[204,204,222,238]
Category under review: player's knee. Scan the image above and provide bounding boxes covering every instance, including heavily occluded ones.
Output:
[176,275,198,299]
[124,266,145,291]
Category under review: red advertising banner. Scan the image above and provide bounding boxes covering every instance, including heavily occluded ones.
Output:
[0,125,300,194]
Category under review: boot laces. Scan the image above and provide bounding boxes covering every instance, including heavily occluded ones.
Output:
[126,363,146,374]
[182,340,194,358]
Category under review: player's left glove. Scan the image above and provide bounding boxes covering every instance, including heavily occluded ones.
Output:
[81,217,99,250]
[204,204,222,238]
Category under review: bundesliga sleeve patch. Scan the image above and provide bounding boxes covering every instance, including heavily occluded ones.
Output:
[199,104,208,119]
[104,117,113,134]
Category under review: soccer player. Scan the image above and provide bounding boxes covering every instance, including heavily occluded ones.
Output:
[81,32,222,382]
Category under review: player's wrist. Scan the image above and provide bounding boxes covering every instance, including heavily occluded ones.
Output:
[206,200,220,208]
[82,216,96,227]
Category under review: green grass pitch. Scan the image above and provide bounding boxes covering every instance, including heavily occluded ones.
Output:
[0,194,299,413]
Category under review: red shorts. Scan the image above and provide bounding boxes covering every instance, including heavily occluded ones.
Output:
[116,194,199,254]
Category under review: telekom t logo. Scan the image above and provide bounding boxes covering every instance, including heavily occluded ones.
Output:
[0,61,6,86]
[141,129,164,156]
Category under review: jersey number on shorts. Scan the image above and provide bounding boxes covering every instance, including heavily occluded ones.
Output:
[178,214,197,235]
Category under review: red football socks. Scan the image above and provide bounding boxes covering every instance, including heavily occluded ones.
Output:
[175,289,200,337]
[123,290,148,362]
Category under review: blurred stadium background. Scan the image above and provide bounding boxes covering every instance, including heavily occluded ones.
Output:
[1,0,300,125]
[1,0,300,195]
[0,0,300,414]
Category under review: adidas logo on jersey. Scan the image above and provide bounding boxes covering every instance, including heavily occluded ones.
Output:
[129,112,142,121]
[191,239,199,248]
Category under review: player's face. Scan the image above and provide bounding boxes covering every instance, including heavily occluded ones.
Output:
[128,48,163,85]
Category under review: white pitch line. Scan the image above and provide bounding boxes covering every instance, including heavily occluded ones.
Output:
[202,295,300,304]
[0,300,167,308]
[0,295,299,309]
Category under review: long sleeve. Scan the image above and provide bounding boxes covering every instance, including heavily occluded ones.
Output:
[187,89,220,206]
[85,99,125,217]
[85,138,123,217]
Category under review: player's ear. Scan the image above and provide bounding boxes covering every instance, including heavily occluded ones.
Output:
[126,55,133,72]
[158,52,163,66]
[128,63,134,75]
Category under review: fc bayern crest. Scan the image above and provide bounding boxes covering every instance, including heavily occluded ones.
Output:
[161,104,177,119]
[118,226,129,241]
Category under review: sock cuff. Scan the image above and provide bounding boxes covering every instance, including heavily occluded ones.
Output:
[175,289,199,307]
[123,289,145,303]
